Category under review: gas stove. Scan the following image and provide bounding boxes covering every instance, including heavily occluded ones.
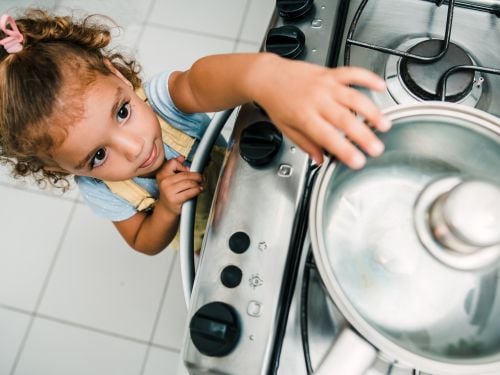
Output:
[341,0,500,116]
[180,1,500,374]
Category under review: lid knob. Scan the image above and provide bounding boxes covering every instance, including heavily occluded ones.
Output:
[414,177,500,270]
[430,180,500,252]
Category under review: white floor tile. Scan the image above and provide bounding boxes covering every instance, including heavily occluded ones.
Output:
[137,25,236,79]
[55,0,154,49]
[153,258,188,350]
[239,0,275,44]
[0,164,80,200]
[38,204,175,341]
[234,40,261,53]
[143,346,181,375]
[0,0,57,14]
[149,0,247,40]
[0,185,75,311]
[14,317,146,375]
[0,308,31,375]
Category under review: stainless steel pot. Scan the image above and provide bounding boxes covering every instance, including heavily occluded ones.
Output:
[309,102,500,375]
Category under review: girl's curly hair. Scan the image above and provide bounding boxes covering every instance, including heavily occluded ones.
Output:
[0,9,142,190]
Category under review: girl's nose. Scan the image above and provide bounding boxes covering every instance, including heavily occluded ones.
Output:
[115,132,144,161]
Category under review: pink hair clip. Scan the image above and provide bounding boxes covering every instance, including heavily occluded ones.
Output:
[0,14,24,54]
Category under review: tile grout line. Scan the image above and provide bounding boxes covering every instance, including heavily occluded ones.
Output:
[0,303,181,354]
[132,0,158,52]
[232,0,253,52]
[0,181,79,203]
[145,21,261,46]
[9,200,78,375]
[139,251,179,375]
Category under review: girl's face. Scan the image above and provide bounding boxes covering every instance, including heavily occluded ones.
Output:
[50,69,165,181]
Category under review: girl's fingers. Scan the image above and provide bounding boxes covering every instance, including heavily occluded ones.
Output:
[159,170,202,186]
[173,186,203,203]
[280,124,324,165]
[158,157,189,177]
[171,178,203,194]
[332,66,386,91]
[333,87,392,133]
[320,104,384,158]
[294,114,367,169]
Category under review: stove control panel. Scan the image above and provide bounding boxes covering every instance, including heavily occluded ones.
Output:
[182,102,311,374]
[181,0,343,373]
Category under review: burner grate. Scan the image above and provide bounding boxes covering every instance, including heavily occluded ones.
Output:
[344,0,500,102]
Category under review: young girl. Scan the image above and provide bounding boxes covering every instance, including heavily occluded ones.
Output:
[0,9,390,256]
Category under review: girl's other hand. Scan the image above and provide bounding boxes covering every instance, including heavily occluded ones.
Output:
[253,57,391,169]
[155,156,203,215]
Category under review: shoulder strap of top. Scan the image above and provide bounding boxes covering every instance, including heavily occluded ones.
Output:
[104,179,156,212]
[101,87,197,212]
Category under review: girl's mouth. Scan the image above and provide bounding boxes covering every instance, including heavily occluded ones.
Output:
[140,143,157,169]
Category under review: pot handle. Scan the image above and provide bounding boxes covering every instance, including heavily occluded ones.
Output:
[315,328,377,375]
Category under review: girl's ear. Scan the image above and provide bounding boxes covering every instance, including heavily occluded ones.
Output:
[104,59,133,88]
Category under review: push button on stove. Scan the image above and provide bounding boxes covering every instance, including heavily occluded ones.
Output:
[247,300,263,317]
[221,265,243,288]
[229,231,250,253]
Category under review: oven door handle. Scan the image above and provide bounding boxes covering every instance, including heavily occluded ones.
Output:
[179,109,234,307]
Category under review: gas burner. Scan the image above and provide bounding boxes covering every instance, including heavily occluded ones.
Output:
[385,37,483,107]
[400,39,473,101]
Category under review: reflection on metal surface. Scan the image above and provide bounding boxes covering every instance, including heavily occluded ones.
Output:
[309,103,500,374]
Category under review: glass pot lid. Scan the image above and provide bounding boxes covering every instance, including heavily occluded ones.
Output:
[309,103,500,374]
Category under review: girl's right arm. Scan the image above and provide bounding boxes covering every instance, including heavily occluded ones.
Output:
[113,157,203,255]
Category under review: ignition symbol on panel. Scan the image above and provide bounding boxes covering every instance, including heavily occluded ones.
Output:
[249,274,263,289]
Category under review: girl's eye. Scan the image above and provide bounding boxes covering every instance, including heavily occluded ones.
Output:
[90,148,107,168]
[117,102,130,122]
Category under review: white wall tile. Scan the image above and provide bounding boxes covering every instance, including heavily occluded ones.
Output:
[149,0,247,40]
[38,204,175,341]
[0,186,75,310]
[15,317,146,375]
[0,308,31,375]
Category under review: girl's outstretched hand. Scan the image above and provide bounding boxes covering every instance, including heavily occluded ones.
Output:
[252,57,391,169]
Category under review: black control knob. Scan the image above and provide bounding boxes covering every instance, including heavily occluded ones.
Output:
[239,121,283,167]
[189,302,240,357]
[229,231,251,254]
[276,0,314,19]
[265,25,305,59]
[221,265,243,288]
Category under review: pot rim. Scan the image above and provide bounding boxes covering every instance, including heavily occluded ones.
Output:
[309,102,500,374]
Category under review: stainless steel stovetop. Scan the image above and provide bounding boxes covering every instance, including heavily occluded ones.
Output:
[180,1,500,374]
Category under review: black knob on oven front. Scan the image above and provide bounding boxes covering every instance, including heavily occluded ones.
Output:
[189,302,240,357]
[265,25,305,59]
[276,0,314,19]
[239,121,283,167]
